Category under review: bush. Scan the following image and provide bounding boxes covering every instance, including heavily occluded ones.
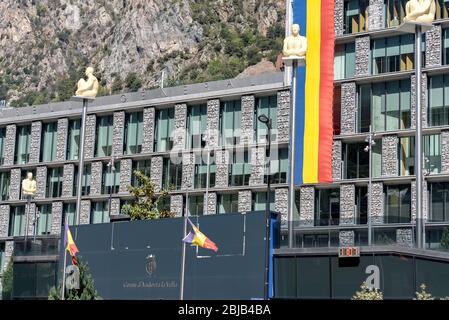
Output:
[1,260,13,300]
[125,73,142,92]
[352,282,383,300]
[414,284,434,300]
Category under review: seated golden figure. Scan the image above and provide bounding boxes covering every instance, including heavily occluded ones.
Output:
[75,67,99,98]
[404,0,436,24]
[283,24,307,59]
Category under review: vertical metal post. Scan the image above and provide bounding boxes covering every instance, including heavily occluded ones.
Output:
[61,215,68,300]
[264,122,272,300]
[284,0,293,85]
[368,125,373,246]
[415,26,424,249]
[179,191,189,300]
[107,154,115,218]
[33,207,39,243]
[76,99,88,226]
[288,60,298,248]
[25,195,31,242]
[205,148,210,214]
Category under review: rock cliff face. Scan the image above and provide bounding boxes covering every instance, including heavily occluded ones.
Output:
[0,0,285,107]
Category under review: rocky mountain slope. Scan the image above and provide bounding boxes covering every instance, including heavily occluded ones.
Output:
[0,0,285,107]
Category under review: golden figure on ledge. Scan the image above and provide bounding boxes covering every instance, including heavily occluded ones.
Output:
[22,172,37,197]
[283,24,307,59]
[404,0,436,24]
[75,67,99,98]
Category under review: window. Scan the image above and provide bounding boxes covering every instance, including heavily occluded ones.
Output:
[268,148,288,184]
[424,134,441,174]
[194,154,215,189]
[132,159,151,186]
[358,84,371,133]
[398,137,414,176]
[342,143,369,179]
[91,202,110,224]
[0,242,4,272]
[187,104,207,149]
[436,0,449,20]
[428,75,449,126]
[252,192,275,212]
[0,127,5,165]
[314,189,340,226]
[95,115,113,157]
[40,122,57,162]
[67,119,81,160]
[9,206,26,236]
[162,158,182,190]
[334,43,356,80]
[220,100,242,145]
[386,0,408,27]
[189,195,204,216]
[229,150,251,187]
[398,135,441,176]
[429,182,449,222]
[73,164,91,196]
[124,111,143,155]
[62,203,76,226]
[343,0,368,34]
[154,108,174,152]
[102,161,121,194]
[217,193,238,214]
[0,171,9,201]
[46,167,63,198]
[15,125,31,164]
[37,204,52,235]
[372,35,417,74]
[355,186,368,224]
[367,80,411,132]
[255,96,278,143]
[444,28,449,65]
[372,139,382,178]
[384,184,411,223]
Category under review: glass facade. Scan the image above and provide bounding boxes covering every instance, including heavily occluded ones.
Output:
[342,142,369,179]
[40,122,57,162]
[154,108,174,152]
[91,202,110,224]
[0,171,9,201]
[255,96,277,143]
[62,203,76,226]
[217,193,239,214]
[15,125,31,164]
[162,158,182,190]
[252,192,275,212]
[132,159,151,186]
[334,43,355,80]
[95,115,113,157]
[229,150,251,187]
[315,189,340,226]
[124,112,143,155]
[343,0,368,34]
[46,167,63,198]
[37,204,52,235]
[429,182,449,222]
[268,148,288,184]
[194,154,215,189]
[220,100,242,146]
[189,195,204,216]
[384,184,411,223]
[102,161,121,194]
[0,127,5,165]
[9,206,26,237]
[67,119,81,160]
[187,104,207,149]
[429,74,449,126]
[372,35,416,74]
[444,28,449,65]
[355,186,368,224]
[73,164,91,196]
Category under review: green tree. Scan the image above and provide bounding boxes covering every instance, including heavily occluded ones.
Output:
[121,170,174,220]
[1,260,13,300]
[48,256,101,300]
[352,283,384,300]
[414,284,434,300]
[111,76,123,94]
[440,227,449,250]
[125,73,142,92]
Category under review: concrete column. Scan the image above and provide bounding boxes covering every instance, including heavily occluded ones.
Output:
[0,205,10,238]
[55,118,68,161]
[119,158,132,194]
[25,202,36,236]
[110,198,121,216]
[299,186,314,226]
[368,0,385,31]
[142,107,155,153]
[334,0,344,36]
[277,91,290,143]
[50,202,63,235]
[173,104,187,151]
[355,36,370,77]
[426,25,442,68]
[206,99,220,148]
[371,182,384,224]
[181,153,194,190]
[412,179,428,222]
[241,95,255,145]
[112,111,125,156]
[35,166,47,199]
[204,192,217,215]
[339,230,355,247]
[9,168,21,201]
[340,184,355,225]
[3,125,16,166]
[411,73,428,129]
[340,82,357,135]
[396,228,413,247]
[62,163,74,197]
[238,190,252,213]
[170,194,184,217]
[2,241,14,272]
[80,200,91,225]
[90,161,103,196]
[150,156,163,192]
[28,121,42,164]
[84,114,96,159]
[275,188,288,226]
[442,130,449,173]
[215,149,229,188]
[332,140,342,180]
[382,135,398,177]
[249,147,265,186]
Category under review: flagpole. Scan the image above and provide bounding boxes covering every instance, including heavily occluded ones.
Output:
[179,191,189,300]
[61,215,68,300]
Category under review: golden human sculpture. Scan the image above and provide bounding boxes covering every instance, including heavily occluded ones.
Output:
[22,172,37,197]
[283,24,307,58]
[404,0,436,24]
[75,66,99,98]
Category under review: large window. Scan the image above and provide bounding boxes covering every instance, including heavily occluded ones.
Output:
[132,159,151,186]
[334,43,356,80]
[220,100,242,146]
[91,202,110,224]
[62,203,76,226]
[372,139,383,178]
[343,0,368,34]
[154,108,174,152]
[95,115,113,157]
[386,0,408,27]
[67,119,81,160]
[102,161,121,194]
[9,206,26,237]
[360,80,411,132]
[372,35,416,74]
[0,127,5,165]
[266,148,288,184]
[0,171,9,201]
[429,182,449,222]
[187,104,207,149]
[189,195,204,216]
[428,75,449,126]
[398,136,414,176]
[398,134,441,176]
[73,164,91,196]
[444,28,449,65]
[425,134,441,174]
[217,193,239,214]
[37,204,52,235]
[124,111,143,155]
[162,158,182,190]
[255,96,278,143]
[15,125,31,164]
[355,186,368,224]
[229,150,251,187]
[40,122,57,162]
[314,189,340,226]
[252,192,275,212]
[46,167,63,198]
[384,184,411,223]
[342,143,369,179]
[436,0,449,20]
[194,154,215,189]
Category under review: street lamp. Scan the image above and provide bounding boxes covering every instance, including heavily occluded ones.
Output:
[258,113,272,300]
[364,125,376,246]
[107,153,116,218]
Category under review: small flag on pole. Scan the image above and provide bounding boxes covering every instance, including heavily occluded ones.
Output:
[182,218,218,253]
[64,222,79,265]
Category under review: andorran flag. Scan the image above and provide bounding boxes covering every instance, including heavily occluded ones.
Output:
[182,218,218,253]
[293,0,334,185]
[64,222,79,265]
